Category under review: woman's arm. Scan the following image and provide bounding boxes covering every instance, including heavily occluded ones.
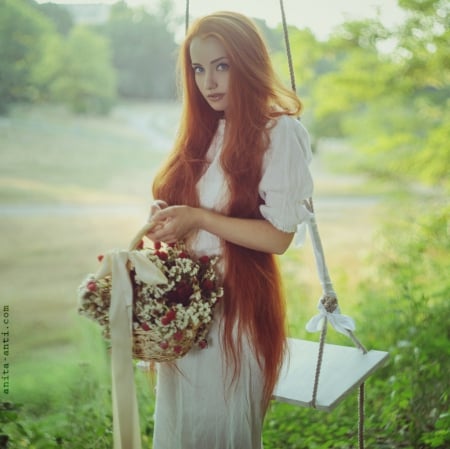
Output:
[146,205,294,255]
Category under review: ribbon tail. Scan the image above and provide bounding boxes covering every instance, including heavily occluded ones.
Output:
[95,251,114,279]
[110,251,142,449]
[129,251,167,285]
[328,313,356,335]
[305,314,326,333]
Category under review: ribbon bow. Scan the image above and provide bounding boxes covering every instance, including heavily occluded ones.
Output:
[95,249,167,449]
[305,294,356,335]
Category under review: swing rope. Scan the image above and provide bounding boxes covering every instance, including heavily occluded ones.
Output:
[279,0,296,93]
[185,0,190,34]
[279,1,366,447]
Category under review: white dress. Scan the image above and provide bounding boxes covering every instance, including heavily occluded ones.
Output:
[152,115,313,449]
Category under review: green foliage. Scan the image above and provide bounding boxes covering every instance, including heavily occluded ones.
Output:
[52,26,116,114]
[0,0,116,115]
[0,367,114,449]
[102,0,177,99]
[0,0,58,113]
[37,1,73,36]
[356,200,450,448]
[0,356,160,449]
[278,0,450,189]
[264,399,366,449]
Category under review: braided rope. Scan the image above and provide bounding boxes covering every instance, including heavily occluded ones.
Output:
[359,383,365,449]
[310,317,328,408]
[348,330,368,354]
[279,0,296,92]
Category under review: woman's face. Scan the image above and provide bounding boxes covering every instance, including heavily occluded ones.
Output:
[190,36,230,113]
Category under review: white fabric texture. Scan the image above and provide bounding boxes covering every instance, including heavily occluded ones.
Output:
[152,115,313,449]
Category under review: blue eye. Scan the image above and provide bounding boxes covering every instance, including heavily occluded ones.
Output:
[217,63,229,71]
[193,65,204,74]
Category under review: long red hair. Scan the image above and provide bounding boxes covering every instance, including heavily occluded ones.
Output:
[152,11,302,410]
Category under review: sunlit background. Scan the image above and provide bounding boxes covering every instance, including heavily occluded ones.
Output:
[1,0,448,448]
[38,0,408,39]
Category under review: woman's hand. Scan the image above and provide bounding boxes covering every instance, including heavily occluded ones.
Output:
[146,200,294,254]
[146,205,200,244]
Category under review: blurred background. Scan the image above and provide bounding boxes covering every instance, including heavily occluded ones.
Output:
[0,0,448,448]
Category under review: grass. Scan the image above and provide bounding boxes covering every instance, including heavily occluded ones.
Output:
[0,103,386,447]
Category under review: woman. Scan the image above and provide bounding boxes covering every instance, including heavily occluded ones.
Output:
[146,11,313,449]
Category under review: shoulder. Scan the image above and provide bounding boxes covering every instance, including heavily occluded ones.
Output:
[266,115,312,164]
[269,114,309,142]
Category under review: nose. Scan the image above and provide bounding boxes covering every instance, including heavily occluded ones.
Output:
[204,70,217,90]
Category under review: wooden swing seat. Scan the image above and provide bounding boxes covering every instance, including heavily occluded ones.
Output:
[273,338,389,411]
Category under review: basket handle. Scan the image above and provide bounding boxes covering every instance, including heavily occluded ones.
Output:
[128,221,156,251]
[128,200,168,251]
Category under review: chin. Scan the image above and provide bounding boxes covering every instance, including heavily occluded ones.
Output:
[207,101,227,112]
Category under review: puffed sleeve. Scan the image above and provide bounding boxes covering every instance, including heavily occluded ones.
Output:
[259,115,313,234]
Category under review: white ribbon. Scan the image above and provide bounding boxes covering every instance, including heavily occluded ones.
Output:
[95,249,167,449]
[306,300,356,335]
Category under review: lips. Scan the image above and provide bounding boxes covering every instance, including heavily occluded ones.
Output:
[207,93,225,102]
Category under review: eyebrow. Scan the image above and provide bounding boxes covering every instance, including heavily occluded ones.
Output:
[191,56,228,66]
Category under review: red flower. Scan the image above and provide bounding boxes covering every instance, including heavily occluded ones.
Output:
[173,330,183,341]
[97,254,104,262]
[155,250,168,260]
[199,255,210,264]
[87,281,97,292]
[176,282,193,306]
[165,309,176,321]
[159,340,169,350]
[167,281,193,306]
[201,279,214,291]
[178,251,189,258]
[141,322,150,331]
[198,339,208,349]
[154,241,162,250]
[173,345,182,353]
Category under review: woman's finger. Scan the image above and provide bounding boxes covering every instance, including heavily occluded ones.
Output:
[148,200,168,221]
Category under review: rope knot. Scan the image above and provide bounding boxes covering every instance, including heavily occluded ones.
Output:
[321,294,338,313]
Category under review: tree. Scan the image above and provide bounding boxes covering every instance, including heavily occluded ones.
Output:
[0,0,59,113]
[103,1,177,99]
[37,1,73,36]
[52,26,116,114]
[288,0,449,190]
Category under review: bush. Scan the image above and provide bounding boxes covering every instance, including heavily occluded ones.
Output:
[51,26,116,115]
[262,199,449,448]
[356,200,450,448]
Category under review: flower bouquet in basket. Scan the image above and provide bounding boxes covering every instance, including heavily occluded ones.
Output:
[78,236,223,362]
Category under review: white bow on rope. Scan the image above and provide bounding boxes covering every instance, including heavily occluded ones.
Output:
[305,298,356,335]
[95,249,167,449]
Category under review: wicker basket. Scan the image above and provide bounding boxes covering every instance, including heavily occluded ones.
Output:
[77,224,223,362]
